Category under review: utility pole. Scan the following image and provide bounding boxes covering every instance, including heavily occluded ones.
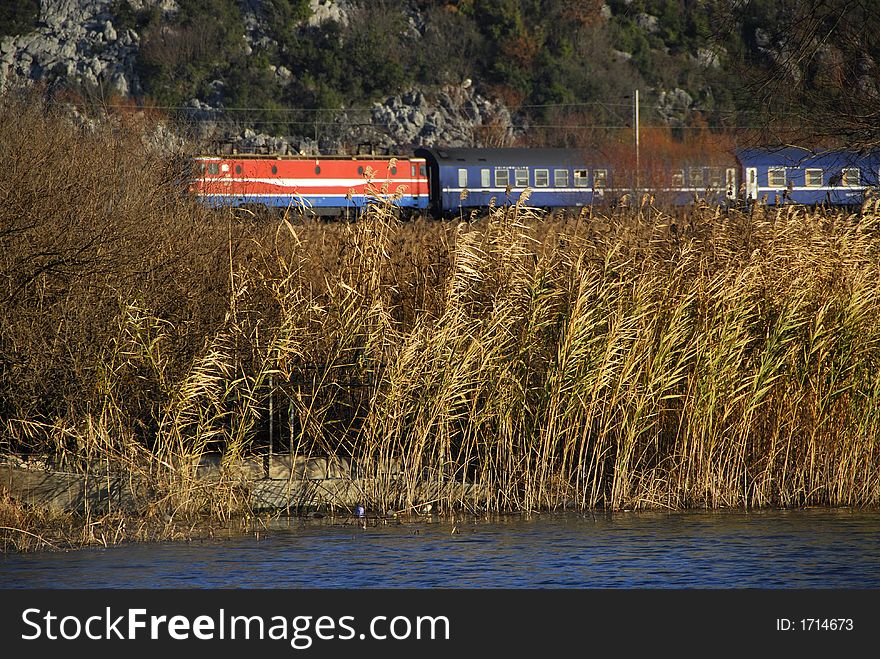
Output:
[634,89,640,192]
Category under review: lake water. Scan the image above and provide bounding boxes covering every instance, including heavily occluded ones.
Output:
[2,508,879,588]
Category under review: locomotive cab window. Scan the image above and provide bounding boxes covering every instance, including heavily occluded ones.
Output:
[207,163,219,175]
[767,167,786,187]
[842,168,860,186]
[198,163,206,174]
[515,168,529,187]
[574,170,589,187]
[594,170,607,189]
[554,169,569,187]
[495,169,510,187]
[235,165,242,174]
[689,168,704,188]
[671,170,684,187]
[458,169,468,187]
[271,165,278,175]
[534,169,549,187]
[481,169,491,188]
[419,165,426,177]
[805,169,823,187]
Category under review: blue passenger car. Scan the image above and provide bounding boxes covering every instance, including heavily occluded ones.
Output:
[736,147,880,205]
[414,147,612,216]
[651,162,738,206]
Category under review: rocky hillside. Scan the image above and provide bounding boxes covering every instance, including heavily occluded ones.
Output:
[0,1,789,154]
[2,1,136,96]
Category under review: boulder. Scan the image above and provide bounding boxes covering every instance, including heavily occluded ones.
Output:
[103,20,117,43]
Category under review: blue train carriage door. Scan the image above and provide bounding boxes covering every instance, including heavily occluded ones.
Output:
[869,158,880,207]
[745,166,758,200]
[592,168,607,201]
[843,166,861,202]
[726,167,737,201]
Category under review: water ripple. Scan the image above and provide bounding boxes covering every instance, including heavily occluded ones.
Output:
[2,509,879,588]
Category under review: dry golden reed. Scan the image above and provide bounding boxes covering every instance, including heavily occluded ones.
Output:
[2,88,880,553]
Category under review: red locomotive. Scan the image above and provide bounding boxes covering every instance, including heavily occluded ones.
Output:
[190,154,430,216]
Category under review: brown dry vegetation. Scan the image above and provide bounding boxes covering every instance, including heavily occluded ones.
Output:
[2,88,880,550]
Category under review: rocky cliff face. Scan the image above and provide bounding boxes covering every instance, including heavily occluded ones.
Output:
[214,85,522,157]
[1,0,145,98]
[1,0,739,155]
[0,0,521,154]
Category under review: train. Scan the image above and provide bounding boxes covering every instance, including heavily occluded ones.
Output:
[189,145,880,218]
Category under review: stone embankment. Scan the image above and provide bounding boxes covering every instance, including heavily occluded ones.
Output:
[1,454,486,515]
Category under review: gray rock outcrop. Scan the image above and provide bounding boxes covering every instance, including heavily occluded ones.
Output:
[211,83,522,157]
[656,88,694,125]
[308,0,350,27]
[371,86,521,149]
[0,0,146,98]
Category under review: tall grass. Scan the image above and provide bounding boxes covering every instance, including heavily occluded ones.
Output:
[2,88,880,551]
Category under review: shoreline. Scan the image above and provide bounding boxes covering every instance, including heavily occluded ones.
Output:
[3,454,879,554]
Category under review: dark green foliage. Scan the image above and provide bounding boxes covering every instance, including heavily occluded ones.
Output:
[263,0,312,41]
[278,5,410,108]
[0,0,38,38]
[721,0,880,149]
[137,0,246,106]
[410,5,486,86]
[109,0,159,34]
[109,0,761,138]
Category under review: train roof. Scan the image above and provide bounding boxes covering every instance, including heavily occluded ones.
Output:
[191,153,423,161]
[736,147,880,169]
[415,147,589,167]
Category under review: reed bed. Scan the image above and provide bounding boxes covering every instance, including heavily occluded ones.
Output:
[2,89,880,549]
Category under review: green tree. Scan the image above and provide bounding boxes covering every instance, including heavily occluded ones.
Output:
[718,0,880,149]
[0,0,37,38]
[137,0,245,106]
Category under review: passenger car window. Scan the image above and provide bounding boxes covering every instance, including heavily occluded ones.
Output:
[767,167,786,187]
[842,168,860,186]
